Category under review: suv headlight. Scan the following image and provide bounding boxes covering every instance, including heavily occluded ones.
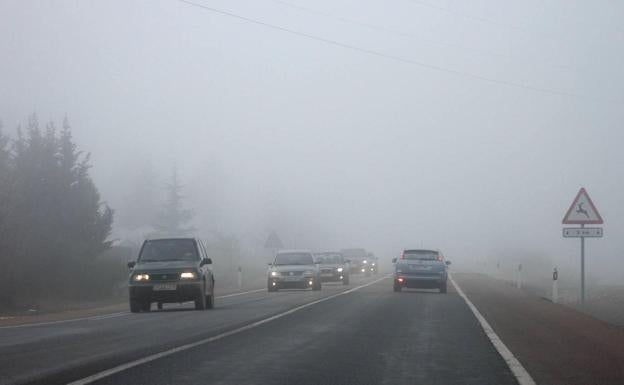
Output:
[270,271,280,277]
[363,260,368,264]
[336,267,343,273]
[180,272,197,279]
[133,273,150,281]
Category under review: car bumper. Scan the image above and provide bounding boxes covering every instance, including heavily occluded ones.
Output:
[395,274,446,288]
[269,276,316,288]
[320,273,345,282]
[129,281,202,303]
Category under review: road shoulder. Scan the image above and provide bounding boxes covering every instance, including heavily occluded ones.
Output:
[453,273,624,385]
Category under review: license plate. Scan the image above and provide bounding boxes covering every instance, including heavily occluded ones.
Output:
[153,283,177,291]
[410,265,430,270]
[322,273,334,277]
[283,276,300,282]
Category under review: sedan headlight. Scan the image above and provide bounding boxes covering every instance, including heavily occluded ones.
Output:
[180,272,197,279]
[371,262,376,266]
[133,273,150,281]
[363,260,368,264]
[336,267,343,273]
[270,271,280,277]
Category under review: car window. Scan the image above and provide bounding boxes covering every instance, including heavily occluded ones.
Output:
[139,239,200,262]
[274,253,315,265]
[315,254,344,264]
[402,250,439,261]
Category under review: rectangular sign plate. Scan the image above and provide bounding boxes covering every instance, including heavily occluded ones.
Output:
[562,227,603,238]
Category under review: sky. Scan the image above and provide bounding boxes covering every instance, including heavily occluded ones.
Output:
[1,0,623,281]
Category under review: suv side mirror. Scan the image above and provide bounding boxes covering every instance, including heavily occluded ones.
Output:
[127,261,136,269]
[391,258,397,263]
[200,258,212,266]
[445,260,451,265]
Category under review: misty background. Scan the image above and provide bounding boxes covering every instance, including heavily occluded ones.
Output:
[1,0,623,293]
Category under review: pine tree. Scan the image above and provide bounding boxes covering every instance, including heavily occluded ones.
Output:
[153,166,195,237]
[6,115,114,299]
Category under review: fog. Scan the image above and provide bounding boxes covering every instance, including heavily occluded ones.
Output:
[2,1,623,283]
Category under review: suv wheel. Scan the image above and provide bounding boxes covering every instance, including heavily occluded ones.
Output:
[393,282,402,292]
[342,275,350,285]
[195,282,207,310]
[140,301,151,312]
[439,283,447,294]
[312,279,322,291]
[130,298,141,313]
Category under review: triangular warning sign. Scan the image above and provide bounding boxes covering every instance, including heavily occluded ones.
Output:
[264,231,283,249]
[562,188,603,224]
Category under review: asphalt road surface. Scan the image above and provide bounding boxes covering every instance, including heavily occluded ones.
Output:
[1,275,517,385]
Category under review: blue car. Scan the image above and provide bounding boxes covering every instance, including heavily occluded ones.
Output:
[392,249,451,293]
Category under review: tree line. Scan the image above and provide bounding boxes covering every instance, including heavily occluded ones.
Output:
[0,115,113,308]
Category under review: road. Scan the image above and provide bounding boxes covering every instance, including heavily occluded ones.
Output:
[1,275,517,385]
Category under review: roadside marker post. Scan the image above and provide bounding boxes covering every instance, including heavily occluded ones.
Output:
[562,188,603,305]
[516,264,522,289]
[552,267,558,304]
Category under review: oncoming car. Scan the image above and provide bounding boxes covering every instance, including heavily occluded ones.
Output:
[268,250,321,291]
[127,238,215,312]
[392,249,450,293]
[315,251,350,285]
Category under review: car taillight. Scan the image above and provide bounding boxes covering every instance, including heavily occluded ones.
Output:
[397,277,404,283]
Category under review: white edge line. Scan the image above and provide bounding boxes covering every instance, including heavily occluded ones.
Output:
[449,275,536,385]
[0,288,269,330]
[216,288,266,299]
[67,276,389,385]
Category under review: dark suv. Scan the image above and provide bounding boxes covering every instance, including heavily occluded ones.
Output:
[392,249,450,293]
[128,238,215,312]
[315,251,350,285]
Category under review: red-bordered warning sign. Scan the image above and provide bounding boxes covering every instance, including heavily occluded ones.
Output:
[562,188,603,225]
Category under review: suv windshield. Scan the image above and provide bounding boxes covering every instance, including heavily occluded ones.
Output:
[315,254,344,264]
[139,239,199,262]
[274,253,314,265]
[402,250,439,261]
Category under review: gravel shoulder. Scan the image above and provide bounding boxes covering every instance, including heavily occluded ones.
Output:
[453,273,624,385]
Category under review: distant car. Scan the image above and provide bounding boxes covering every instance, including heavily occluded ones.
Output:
[393,249,450,293]
[268,250,322,291]
[315,251,350,285]
[340,248,368,275]
[127,238,215,312]
[366,252,379,275]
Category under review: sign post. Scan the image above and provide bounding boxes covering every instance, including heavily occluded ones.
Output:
[562,188,603,305]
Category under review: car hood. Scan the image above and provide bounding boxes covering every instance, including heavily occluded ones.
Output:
[134,260,199,271]
[271,265,316,273]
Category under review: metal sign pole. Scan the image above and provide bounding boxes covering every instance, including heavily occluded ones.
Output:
[580,224,585,305]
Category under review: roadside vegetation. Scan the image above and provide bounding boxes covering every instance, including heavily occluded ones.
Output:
[0,115,265,312]
[0,115,114,310]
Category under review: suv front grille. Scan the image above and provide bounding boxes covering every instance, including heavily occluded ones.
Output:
[149,273,179,281]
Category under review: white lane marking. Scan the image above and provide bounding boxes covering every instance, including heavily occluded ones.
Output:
[0,288,269,330]
[67,276,390,385]
[450,275,536,385]
[216,288,266,299]
[0,312,131,330]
